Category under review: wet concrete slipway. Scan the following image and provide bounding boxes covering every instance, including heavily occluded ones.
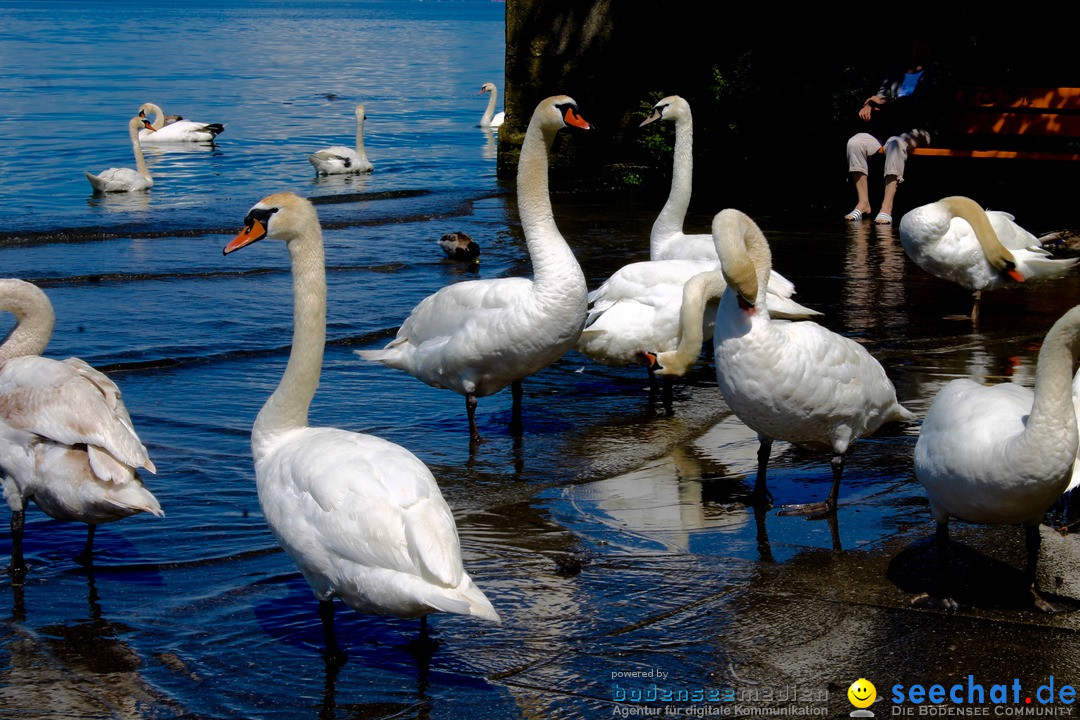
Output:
[5,195,1080,720]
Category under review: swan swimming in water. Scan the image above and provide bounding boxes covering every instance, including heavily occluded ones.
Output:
[0,278,160,575]
[138,102,224,143]
[478,82,505,129]
[898,196,1078,323]
[309,104,374,175]
[85,116,155,193]
[223,192,498,663]
[357,95,592,444]
[655,209,914,516]
[912,304,1080,612]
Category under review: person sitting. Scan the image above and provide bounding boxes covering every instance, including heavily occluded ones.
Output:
[844,34,939,225]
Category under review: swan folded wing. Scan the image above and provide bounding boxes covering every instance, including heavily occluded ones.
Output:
[283,430,466,589]
[395,277,532,342]
[0,356,153,478]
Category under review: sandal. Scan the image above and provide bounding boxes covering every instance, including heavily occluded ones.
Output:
[844,209,864,221]
[874,212,892,225]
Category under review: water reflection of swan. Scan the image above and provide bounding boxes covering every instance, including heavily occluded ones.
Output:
[356,96,592,444]
[661,210,914,517]
[0,279,160,574]
[85,116,154,193]
[223,192,499,664]
[309,104,374,175]
[899,196,1078,323]
[912,305,1080,612]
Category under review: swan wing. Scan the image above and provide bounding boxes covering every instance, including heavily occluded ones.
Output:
[262,429,466,589]
[140,120,223,142]
[0,355,154,478]
[395,277,532,342]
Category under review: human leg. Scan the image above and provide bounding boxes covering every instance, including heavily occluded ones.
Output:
[845,133,881,219]
[880,129,930,221]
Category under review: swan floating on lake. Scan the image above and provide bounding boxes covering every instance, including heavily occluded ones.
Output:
[85,116,155,193]
[309,104,374,175]
[138,102,224,143]
[478,82,505,129]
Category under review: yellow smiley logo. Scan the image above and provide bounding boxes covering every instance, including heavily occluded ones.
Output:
[848,678,876,709]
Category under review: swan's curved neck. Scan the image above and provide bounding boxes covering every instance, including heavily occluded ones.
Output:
[714,209,768,313]
[482,88,498,125]
[145,104,165,130]
[516,120,583,295]
[0,281,54,361]
[131,121,150,180]
[651,112,693,251]
[253,227,326,456]
[663,269,726,373]
[1016,306,1080,454]
[941,196,1015,269]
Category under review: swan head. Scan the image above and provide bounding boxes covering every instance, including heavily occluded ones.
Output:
[478,82,497,96]
[137,102,163,119]
[354,104,366,119]
[224,193,318,254]
[640,95,690,128]
[530,95,592,135]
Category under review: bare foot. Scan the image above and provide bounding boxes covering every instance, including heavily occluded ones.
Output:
[911,592,959,611]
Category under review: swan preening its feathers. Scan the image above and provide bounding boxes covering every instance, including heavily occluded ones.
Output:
[656,209,913,516]
[138,102,225,143]
[898,196,1078,322]
[85,116,155,193]
[309,103,374,175]
[913,305,1080,612]
[223,192,498,662]
[358,96,593,443]
[0,279,160,574]
[478,82,505,128]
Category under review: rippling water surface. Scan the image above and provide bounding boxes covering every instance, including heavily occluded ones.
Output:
[4,2,1080,718]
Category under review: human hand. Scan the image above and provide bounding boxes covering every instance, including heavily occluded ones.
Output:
[858,96,884,122]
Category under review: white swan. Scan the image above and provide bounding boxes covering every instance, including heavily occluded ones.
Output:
[85,116,155,193]
[357,95,592,443]
[641,95,717,262]
[478,82,505,128]
[137,102,224,143]
[308,104,374,175]
[898,196,1078,322]
[657,209,914,515]
[576,259,819,371]
[913,305,1080,612]
[222,192,499,663]
[0,278,160,574]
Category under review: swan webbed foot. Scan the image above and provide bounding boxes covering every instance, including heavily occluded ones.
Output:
[776,498,836,519]
[910,592,960,611]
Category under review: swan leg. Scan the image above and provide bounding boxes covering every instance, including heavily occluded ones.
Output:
[748,436,774,507]
[970,290,982,325]
[911,521,960,610]
[509,381,523,437]
[1025,523,1063,613]
[75,524,96,566]
[8,508,27,578]
[319,599,348,667]
[777,454,843,518]
[466,393,483,445]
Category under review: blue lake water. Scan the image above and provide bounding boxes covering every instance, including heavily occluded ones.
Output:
[4,2,1080,718]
